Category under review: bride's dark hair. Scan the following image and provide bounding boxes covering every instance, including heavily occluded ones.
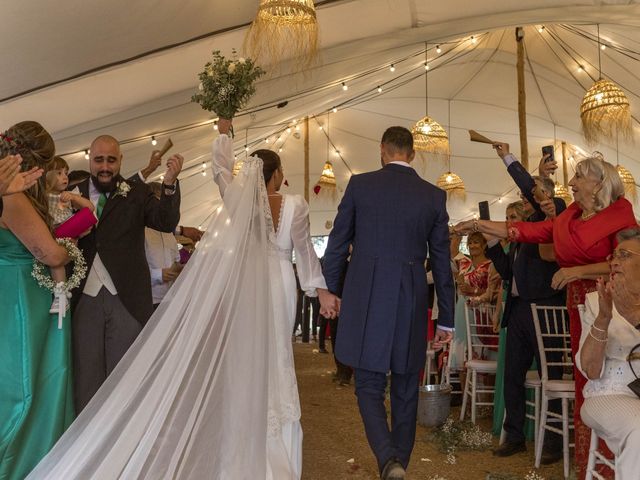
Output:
[252,149,281,184]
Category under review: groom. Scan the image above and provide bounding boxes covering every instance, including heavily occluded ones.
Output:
[322,126,454,479]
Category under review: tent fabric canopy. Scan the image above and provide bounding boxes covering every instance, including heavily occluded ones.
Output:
[2,0,640,230]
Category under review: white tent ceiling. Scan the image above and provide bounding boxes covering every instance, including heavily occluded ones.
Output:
[2,0,640,232]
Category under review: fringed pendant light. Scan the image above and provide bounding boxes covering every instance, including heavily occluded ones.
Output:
[412,116,449,154]
[313,161,337,196]
[580,25,633,145]
[437,171,466,200]
[616,165,637,202]
[554,182,573,206]
[244,0,319,69]
[412,43,449,155]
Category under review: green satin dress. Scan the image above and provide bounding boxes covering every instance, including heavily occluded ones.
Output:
[0,228,74,480]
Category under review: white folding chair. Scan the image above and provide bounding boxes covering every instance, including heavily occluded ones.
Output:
[460,304,498,423]
[585,428,616,480]
[421,341,439,385]
[531,304,574,479]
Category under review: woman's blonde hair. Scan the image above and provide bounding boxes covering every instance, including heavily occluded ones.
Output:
[0,121,55,226]
[575,156,624,212]
[45,156,70,193]
[506,200,526,221]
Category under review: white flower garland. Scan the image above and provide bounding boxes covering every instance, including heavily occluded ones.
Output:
[32,238,88,294]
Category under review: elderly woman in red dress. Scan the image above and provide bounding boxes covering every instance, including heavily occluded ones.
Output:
[455,155,636,478]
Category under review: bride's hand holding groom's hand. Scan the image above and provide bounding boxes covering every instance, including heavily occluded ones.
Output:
[318,288,340,319]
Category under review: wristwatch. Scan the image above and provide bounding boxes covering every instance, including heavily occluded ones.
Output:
[162,182,177,195]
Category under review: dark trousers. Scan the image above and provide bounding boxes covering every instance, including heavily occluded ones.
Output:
[301,295,319,343]
[318,314,330,350]
[354,368,420,473]
[72,289,142,413]
[328,316,352,381]
[503,296,563,445]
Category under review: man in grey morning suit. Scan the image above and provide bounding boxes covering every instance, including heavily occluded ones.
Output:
[322,127,455,480]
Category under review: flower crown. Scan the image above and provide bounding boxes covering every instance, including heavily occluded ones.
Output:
[0,131,21,154]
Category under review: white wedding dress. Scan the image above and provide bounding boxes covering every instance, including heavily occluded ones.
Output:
[26,135,326,480]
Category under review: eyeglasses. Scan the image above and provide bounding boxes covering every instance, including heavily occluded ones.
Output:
[606,248,640,262]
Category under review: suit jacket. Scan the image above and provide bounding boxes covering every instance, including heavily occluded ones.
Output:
[488,160,567,327]
[323,163,454,374]
[73,176,181,323]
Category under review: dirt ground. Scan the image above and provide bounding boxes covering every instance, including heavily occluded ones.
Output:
[295,342,565,480]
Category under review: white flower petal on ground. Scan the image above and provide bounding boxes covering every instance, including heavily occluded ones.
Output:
[346,458,354,464]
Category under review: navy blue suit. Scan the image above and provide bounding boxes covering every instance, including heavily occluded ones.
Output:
[323,162,454,472]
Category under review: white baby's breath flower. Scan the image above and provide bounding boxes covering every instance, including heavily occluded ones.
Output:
[238,57,246,64]
[198,82,204,91]
[227,62,236,74]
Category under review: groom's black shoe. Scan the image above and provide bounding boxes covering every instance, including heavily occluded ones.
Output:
[380,458,405,480]
[492,440,526,457]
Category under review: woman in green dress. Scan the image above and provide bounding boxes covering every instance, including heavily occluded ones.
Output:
[0,121,74,480]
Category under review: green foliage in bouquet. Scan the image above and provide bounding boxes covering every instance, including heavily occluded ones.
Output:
[191,49,265,119]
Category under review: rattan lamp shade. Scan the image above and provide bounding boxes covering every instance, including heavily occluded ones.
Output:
[411,116,449,154]
[436,171,465,199]
[616,164,637,202]
[580,79,632,145]
[554,182,573,206]
[244,0,318,69]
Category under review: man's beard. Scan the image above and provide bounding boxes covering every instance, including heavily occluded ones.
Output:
[91,173,119,193]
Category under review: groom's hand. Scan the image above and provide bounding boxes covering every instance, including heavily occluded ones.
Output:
[432,328,453,351]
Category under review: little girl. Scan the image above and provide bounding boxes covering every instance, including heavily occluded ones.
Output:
[46,156,94,313]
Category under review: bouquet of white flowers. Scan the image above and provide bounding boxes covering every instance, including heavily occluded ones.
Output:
[191,49,265,119]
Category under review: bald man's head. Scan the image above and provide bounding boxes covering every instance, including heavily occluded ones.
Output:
[89,134,122,193]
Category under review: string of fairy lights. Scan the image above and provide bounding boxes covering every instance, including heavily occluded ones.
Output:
[57,23,640,225]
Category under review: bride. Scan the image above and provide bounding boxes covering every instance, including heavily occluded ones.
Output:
[27,118,333,479]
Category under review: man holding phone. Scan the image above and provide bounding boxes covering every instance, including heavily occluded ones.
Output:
[487,142,567,463]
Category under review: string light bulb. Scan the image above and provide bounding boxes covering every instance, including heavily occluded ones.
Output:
[84,149,90,160]
[424,62,429,70]
[436,45,442,54]
[245,145,249,152]
[471,36,477,44]
[389,64,396,72]
[377,86,382,93]
[538,25,545,33]
[265,138,270,143]
[286,127,292,133]
[342,82,348,91]
[332,107,338,113]
[295,125,300,131]
[279,148,283,153]
[213,121,218,131]
[600,44,606,51]
[151,136,157,146]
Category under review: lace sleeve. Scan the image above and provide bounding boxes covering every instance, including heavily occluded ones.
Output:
[211,134,235,198]
[290,195,327,296]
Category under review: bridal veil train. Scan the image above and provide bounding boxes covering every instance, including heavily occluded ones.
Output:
[27,155,294,479]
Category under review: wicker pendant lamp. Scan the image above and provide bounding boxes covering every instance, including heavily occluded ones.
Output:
[244,0,318,69]
[314,113,337,197]
[614,133,637,202]
[412,43,449,155]
[554,182,573,206]
[580,25,632,145]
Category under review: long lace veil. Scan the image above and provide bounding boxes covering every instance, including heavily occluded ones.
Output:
[27,155,281,479]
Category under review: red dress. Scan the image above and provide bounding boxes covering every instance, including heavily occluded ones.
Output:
[508,198,637,479]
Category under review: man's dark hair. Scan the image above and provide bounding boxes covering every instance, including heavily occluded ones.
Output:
[381,126,414,154]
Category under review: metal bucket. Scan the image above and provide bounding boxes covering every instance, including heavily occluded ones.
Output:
[417,383,452,427]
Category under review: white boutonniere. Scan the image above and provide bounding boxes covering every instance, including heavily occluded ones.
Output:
[115,181,131,198]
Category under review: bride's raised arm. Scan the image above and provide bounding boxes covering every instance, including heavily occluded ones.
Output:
[211,118,235,198]
[290,195,327,296]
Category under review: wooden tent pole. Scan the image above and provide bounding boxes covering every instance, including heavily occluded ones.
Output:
[516,27,529,169]
[561,141,569,186]
[304,116,310,202]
